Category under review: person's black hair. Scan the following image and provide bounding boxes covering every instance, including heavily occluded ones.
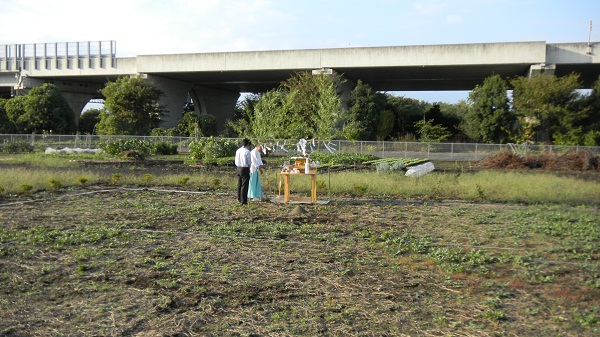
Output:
[241,138,250,147]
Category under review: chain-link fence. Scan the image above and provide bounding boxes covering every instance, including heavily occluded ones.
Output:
[1,134,599,161]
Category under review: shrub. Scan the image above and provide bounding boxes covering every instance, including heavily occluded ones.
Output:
[188,137,238,161]
[98,139,152,156]
[98,139,178,156]
[77,176,88,185]
[203,157,235,166]
[152,142,178,155]
[308,152,379,167]
[48,178,62,190]
[0,140,34,153]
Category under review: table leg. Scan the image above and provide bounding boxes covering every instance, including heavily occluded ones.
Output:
[311,174,316,203]
[284,174,290,202]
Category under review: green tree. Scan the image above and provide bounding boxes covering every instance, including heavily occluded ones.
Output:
[78,108,101,134]
[583,75,600,145]
[344,80,388,140]
[386,96,427,140]
[96,77,164,135]
[250,90,292,139]
[176,112,200,137]
[0,98,17,133]
[312,73,344,139]
[439,100,470,141]
[375,109,395,140]
[197,114,217,137]
[511,73,587,144]
[280,71,344,140]
[414,119,451,142]
[227,93,262,137]
[464,74,514,143]
[243,72,343,140]
[4,83,76,134]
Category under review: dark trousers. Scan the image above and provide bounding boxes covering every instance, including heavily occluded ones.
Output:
[236,166,250,205]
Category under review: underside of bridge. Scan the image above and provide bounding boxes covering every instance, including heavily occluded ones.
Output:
[138,62,600,93]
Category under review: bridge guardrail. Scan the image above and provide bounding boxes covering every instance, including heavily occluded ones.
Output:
[1,134,599,161]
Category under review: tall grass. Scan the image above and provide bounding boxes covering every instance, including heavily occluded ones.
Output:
[0,161,598,205]
[319,170,599,205]
[0,153,106,167]
[0,167,241,194]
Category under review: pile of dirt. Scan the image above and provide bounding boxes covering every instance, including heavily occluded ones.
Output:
[476,150,600,171]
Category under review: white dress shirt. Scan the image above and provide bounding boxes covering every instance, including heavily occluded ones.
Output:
[235,146,251,168]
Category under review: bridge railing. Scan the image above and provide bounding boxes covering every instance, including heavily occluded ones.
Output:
[1,41,116,71]
[1,134,599,161]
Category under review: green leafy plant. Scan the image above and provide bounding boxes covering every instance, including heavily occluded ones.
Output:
[178,176,190,187]
[481,309,507,321]
[111,173,122,185]
[48,178,62,190]
[210,178,221,190]
[0,140,35,153]
[351,183,368,195]
[152,141,178,155]
[188,137,238,161]
[77,176,88,185]
[20,184,33,194]
[98,139,152,156]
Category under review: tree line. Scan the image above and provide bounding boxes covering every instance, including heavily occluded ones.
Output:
[1,72,599,145]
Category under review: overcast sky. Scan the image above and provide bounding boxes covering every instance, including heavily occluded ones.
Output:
[1,0,598,103]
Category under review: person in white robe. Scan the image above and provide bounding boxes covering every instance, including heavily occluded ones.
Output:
[248,144,265,200]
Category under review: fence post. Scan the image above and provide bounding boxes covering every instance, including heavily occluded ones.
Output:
[451,143,454,160]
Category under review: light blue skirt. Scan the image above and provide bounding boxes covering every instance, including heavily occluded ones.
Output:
[248,171,263,199]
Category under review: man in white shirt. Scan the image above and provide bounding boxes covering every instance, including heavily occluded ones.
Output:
[234,138,252,205]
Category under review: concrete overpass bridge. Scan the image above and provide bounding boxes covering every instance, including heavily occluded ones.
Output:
[1,40,599,129]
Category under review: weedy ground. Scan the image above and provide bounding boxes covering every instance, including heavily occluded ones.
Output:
[0,187,598,336]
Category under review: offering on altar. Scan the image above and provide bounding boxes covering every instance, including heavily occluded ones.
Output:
[281,157,320,173]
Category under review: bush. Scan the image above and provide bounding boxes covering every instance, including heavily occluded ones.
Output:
[152,142,178,155]
[188,137,238,161]
[203,157,235,166]
[308,152,380,167]
[0,140,34,153]
[98,139,178,156]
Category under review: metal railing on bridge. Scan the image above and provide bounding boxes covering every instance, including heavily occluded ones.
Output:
[1,41,116,71]
[1,134,599,161]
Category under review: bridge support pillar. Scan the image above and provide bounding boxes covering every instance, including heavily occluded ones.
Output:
[146,75,239,131]
[145,74,192,129]
[189,85,240,131]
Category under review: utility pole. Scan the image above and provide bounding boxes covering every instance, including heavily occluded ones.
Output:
[588,20,593,55]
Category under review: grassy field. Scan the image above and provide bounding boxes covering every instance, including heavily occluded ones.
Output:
[0,153,598,336]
